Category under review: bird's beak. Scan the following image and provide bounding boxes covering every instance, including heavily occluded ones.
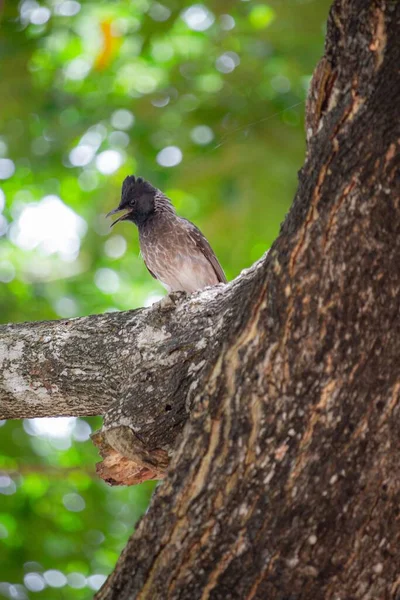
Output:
[106,207,131,227]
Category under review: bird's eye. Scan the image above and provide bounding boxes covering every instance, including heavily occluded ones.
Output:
[129,199,136,208]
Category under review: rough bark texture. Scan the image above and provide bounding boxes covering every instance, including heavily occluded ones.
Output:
[95,0,400,598]
[1,0,400,597]
[0,284,230,421]
[0,275,256,483]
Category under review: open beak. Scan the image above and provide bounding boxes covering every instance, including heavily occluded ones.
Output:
[106,207,131,227]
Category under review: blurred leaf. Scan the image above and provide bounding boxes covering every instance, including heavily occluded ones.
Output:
[249,5,276,29]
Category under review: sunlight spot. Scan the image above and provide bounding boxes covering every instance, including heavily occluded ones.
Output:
[104,235,127,259]
[111,109,135,130]
[216,51,240,73]
[0,159,15,180]
[80,129,103,149]
[0,189,5,212]
[72,419,92,442]
[9,195,87,259]
[190,125,214,145]
[24,417,76,439]
[1,584,27,600]
[109,131,130,148]
[32,137,50,156]
[43,571,67,588]
[67,573,86,589]
[54,296,79,317]
[64,58,91,81]
[0,260,16,283]
[220,14,235,30]
[134,74,158,95]
[87,575,107,591]
[63,493,86,512]
[149,2,171,22]
[69,144,95,167]
[54,1,81,17]
[151,95,170,108]
[271,75,291,93]
[181,4,215,31]
[95,150,124,175]
[0,475,17,496]
[95,268,120,293]
[20,1,39,21]
[156,146,182,167]
[30,6,51,25]
[67,573,86,590]
[78,170,99,191]
[24,574,46,593]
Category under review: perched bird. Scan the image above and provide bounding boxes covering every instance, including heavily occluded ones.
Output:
[106,175,226,293]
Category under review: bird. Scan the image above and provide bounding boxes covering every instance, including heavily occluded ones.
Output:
[106,175,226,294]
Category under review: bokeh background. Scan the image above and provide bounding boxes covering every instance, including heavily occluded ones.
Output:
[0,0,330,598]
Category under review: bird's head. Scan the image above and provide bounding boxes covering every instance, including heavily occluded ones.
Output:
[107,175,157,227]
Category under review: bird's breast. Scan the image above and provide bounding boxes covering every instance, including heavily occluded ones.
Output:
[139,223,218,293]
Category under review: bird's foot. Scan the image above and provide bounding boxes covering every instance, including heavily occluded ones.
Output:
[157,291,187,310]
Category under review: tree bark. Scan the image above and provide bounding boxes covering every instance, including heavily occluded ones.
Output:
[96,0,400,597]
[0,285,231,423]
[0,274,257,483]
[1,0,400,597]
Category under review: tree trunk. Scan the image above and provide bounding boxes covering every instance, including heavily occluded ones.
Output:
[1,0,399,597]
[96,0,400,597]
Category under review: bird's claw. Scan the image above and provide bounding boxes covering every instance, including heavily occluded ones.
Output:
[157,291,187,310]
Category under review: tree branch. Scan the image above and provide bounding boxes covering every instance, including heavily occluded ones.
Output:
[1,311,122,419]
[0,282,230,420]
[0,262,262,483]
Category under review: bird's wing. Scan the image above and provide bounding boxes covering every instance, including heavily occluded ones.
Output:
[139,249,157,280]
[144,262,157,280]
[181,218,227,284]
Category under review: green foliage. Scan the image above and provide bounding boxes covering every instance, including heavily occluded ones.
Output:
[0,0,330,597]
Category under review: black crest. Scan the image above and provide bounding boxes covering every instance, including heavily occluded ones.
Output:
[121,175,156,209]
[112,175,157,226]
